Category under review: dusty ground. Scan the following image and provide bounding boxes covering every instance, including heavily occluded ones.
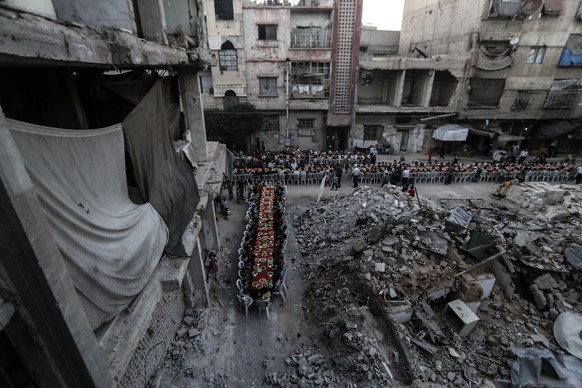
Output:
[154,177,501,388]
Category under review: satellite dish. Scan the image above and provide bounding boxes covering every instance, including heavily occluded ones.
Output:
[509,37,520,45]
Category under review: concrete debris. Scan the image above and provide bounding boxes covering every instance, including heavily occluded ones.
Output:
[288,184,582,386]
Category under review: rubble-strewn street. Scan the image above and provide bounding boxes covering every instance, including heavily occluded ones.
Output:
[156,181,582,387]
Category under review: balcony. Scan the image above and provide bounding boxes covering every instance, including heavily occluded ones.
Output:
[290,33,331,48]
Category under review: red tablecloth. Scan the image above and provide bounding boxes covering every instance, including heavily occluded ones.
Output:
[251,187,275,291]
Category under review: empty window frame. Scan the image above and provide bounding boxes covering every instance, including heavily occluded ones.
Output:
[513,91,533,109]
[214,0,234,21]
[258,25,277,40]
[218,41,238,71]
[363,125,383,140]
[544,80,580,109]
[290,62,331,98]
[258,77,278,96]
[199,74,214,95]
[526,47,546,64]
[467,79,505,108]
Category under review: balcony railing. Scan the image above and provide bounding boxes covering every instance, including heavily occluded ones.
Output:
[290,33,331,48]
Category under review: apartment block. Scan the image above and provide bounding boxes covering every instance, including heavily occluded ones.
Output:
[202,0,362,151]
[0,1,226,387]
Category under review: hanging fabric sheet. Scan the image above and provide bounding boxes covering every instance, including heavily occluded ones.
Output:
[122,78,200,257]
[6,119,168,329]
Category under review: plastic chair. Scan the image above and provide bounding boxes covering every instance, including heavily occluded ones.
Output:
[255,299,272,320]
[272,278,287,302]
[236,279,253,317]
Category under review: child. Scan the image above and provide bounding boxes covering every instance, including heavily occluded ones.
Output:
[331,172,339,190]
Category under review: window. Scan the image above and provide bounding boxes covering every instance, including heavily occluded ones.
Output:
[290,62,331,98]
[297,119,315,136]
[264,116,279,132]
[513,91,533,109]
[467,79,505,108]
[298,119,314,129]
[219,41,238,71]
[258,25,277,41]
[363,125,383,141]
[214,0,234,20]
[224,90,239,108]
[258,77,277,96]
[544,80,580,109]
[526,47,546,64]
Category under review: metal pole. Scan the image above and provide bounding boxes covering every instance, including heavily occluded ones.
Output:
[285,59,290,146]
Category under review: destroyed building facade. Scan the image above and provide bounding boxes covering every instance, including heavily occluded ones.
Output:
[0,1,227,387]
[356,0,582,154]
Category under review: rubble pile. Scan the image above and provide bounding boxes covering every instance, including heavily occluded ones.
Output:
[289,185,582,386]
[506,182,582,220]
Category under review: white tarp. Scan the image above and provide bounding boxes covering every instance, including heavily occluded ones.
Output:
[432,124,469,141]
[7,119,168,329]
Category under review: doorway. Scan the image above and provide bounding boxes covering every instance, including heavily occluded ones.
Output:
[399,130,409,151]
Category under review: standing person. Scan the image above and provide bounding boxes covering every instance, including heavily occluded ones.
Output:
[428,150,433,163]
[518,149,528,164]
[331,172,339,190]
[445,164,455,185]
[221,197,229,220]
[401,165,411,192]
[236,180,245,204]
[439,143,446,160]
[226,180,234,200]
[370,146,377,165]
[352,165,361,188]
[335,165,343,188]
[400,152,406,163]
[206,251,218,280]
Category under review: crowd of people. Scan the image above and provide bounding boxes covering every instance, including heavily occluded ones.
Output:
[230,148,582,187]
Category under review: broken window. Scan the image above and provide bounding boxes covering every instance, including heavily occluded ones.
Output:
[558,34,582,67]
[544,79,580,109]
[258,25,278,41]
[219,41,238,71]
[488,0,522,18]
[363,125,382,141]
[526,46,546,64]
[467,78,505,108]
[264,116,279,132]
[258,77,277,96]
[214,0,234,21]
[513,91,533,109]
[290,26,331,48]
[290,62,331,98]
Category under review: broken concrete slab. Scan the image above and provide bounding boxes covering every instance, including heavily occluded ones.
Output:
[444,299,480,337]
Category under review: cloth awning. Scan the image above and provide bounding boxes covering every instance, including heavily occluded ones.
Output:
[538,120,582,139]
[468,127,495,138]
[432,124,469,141]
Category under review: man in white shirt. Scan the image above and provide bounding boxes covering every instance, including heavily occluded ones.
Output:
[352,165,361,188]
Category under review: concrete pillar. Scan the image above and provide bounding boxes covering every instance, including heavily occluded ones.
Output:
[178,68,208,162]
[188,237,209,306]
[0,111,111,388]
[395,70,405,107]
[136,0,168,44]
[201,201,220,255]
[422,70,435,107]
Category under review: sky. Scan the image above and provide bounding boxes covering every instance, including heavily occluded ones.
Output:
[362,0,405,31]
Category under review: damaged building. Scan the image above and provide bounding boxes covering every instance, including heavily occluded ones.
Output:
[355,0,582,155]
[0,1,228,387]
[201,0,363,151]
